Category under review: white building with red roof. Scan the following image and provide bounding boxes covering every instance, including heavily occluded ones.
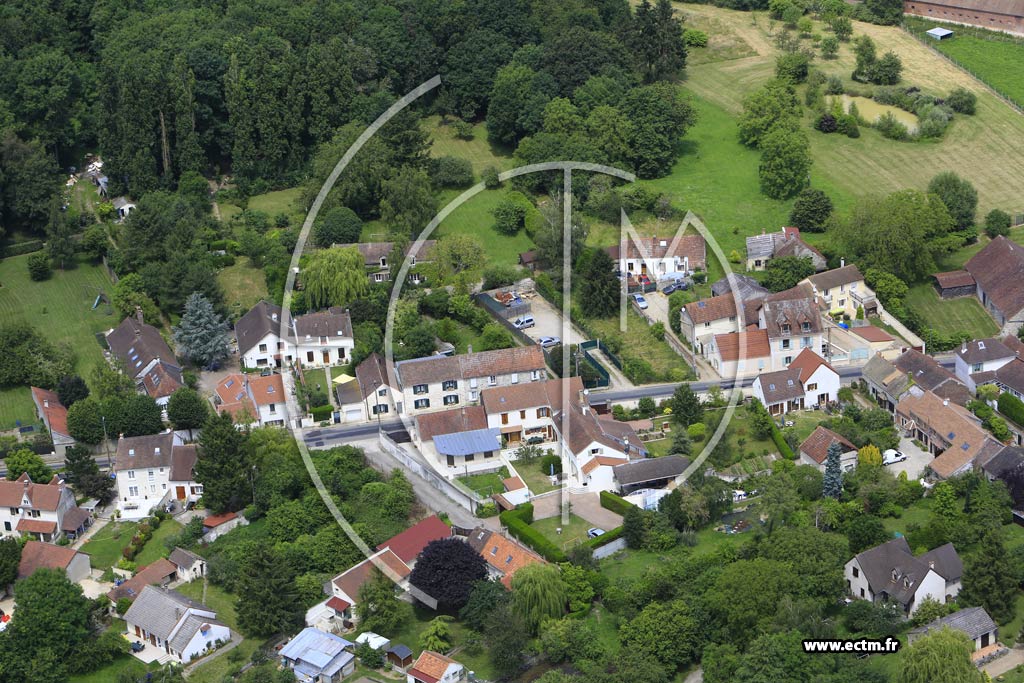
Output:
[30,387,75,457]
[213,373,286,427]
[407,650,465,683]
[0,473,87,542]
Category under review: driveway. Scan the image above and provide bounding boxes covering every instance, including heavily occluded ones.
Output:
[531,491,623,530]
[519,293,587,346]
[884,437,932,480]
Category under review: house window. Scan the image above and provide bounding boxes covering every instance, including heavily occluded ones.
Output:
[590,447,601,455]
[784,356,792,365]
[704,322,711,328]
[373,404,389,415]
[782,324,791,334]
[501,413,509,425]
[488,375,497,386]
[538,407,550,418]
[7,508,16,516]
[511,373,519,384]
[519,410,526,419]
[442,380,458,391]
[306,351,314,362]
[414,399,430,410]
[781,339,791,350]
[531,370,542,381]
[378,388,387,397]
[373,272,386,283]
[807,383,818,391]
[29,509,40,518]
[277,341,284,350]
[470,377,479,389]
[149,485,156,493]
[801,322,810,332]
[469,390,478,401]
[127,471,136,480]
[379,257,387,268]
[413,384,428,395]
[258,343,267,353]
[838,299,846,307]
[256,358,268,366]
[443,395,459,406]
[269,403,276,413]
[148,469,154,480]
[129,486,139,497]
[2,522,8,532]
[801,337,812,348]
[972,363,983,373]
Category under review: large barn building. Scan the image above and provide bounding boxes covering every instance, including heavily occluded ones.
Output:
[904,0,1024,36]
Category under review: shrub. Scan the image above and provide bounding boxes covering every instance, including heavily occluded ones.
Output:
[482,166,501,189]
[815,113,838,133]
[583,525,623,549]
[452,119,474,140]
[310,405,333,421]
[431,155,474,189]
[875,112,908,141]
[476,502,499,518]
[683,29,708,47]
[499,506,566,563]
[116,597,134,615]
[985,209,1013,238]
[825,76,845,95]
[999,393,1024,427]
[687,423,707,441]
[27,252,52,281]
[946,87,977,115]
[599,490,633,516]
[6,239,44,257]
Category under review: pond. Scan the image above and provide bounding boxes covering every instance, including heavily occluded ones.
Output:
[831,94,919,133]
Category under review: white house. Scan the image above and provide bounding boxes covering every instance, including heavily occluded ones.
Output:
[106,312,184,407]
[408,651,465,683]
[394,346,547,416]
[787,348,841,409]
[679,295,746,355]
[168,547,206,582]
[213,373,287,427]
[606,234,706,278]
[114,432,201,519]
[844,538,962,616]
[279,627,355,683]
[235,301,291,370]
[953,337,1017,393]
[124,585,231,663]
[293,307,355,368]
[745,227,826,272]
[759,284,826,370]
[353,353,399,421]
[799,426,858,472]
[751,368,805,415]
[326,549,411,622]
[707,330,772,379]
[0,473,87,542]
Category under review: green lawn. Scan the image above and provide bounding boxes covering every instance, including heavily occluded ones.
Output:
[427,115,516,175]
[514,460,560,494]
[906,17,1024,108]
[585,310,693,383]
[187,638,261,683]
[68,655,155,683]
[905,283,999,339]
[176,580,241,630]
[0,386,38,432]
[532,513,595,550]
[134,520,183,566]
[456,467,510,497]
[434,187,535,269]
[217,256,270,321]
[81,521,139,570]
[0,254,118,427]
[881,498,934,537]
[246,187,305,225]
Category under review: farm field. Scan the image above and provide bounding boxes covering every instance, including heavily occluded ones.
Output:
[905,17,1024,109]
[905,283,999,339]
[672,2,1024,219]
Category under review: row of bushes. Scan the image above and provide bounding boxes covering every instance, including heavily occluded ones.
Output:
[499,504,568,563]
[120,513,165,562]
[998,392,1024,429]
[4,239,44,257]
[310,405,333,422]
[599,490,634,516]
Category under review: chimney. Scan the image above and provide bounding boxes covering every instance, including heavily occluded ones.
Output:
[928,560,935,569]
[840,257,845,268]
[961,341,967,354]
[135,306,144,326]
[43,399,49,408]
[943,398,949,406]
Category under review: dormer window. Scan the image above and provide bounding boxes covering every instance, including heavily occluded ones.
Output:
[801,321,810,332]
[782,324,791,335]
[380,257,387,268]
[891,569,898,582]
[904,577,911,588]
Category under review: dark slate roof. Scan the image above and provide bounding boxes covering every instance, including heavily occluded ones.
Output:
[920,542,963,582]
[61,506,91,532]
[909,606,997,641]
[107,316,181,379]
[355,352,392,400]
[981,446,1024,478]
[755,368,805,404]
[965,236,1024,319]
[613,455,690,486]
[169,445,197,482]
[168,547,204,571]
[894,350,971,406]
[807,264,864,292]
[123,586,211,641]
[114,432,175,471]
[234,301,285,356]
[761,284,821,337]
[294,307,353,339]
[711,273,770,301]
[956,338,1016,365]
[992,359,1024,396]
[933,270,975,289]
[388,644,414,660]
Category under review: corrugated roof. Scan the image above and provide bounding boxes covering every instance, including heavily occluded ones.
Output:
[417,406,488,441]
[434,428,502,456]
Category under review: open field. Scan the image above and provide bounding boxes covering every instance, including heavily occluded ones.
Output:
[905,16,1024,108]
[674,2,1024,218]
[246,187,305,225]
[0,387,37,432]
[905,283,999,339]
[218,256,270,321]
[427,115,516,175]
[433,187,535,269]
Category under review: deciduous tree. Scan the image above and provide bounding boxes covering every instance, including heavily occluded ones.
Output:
[759,124,811,199]
[56,375,89,408]
[928,171,978,230]
[5,449,51,482]
[789,188,833,232]
[410,538,489,612]
[166,388,209,437]
[897,627,985,683]
[511,563,567,633]
[669,384,704,427]
[620,599,699,669]
[313,207,362,248]
[302,247,370,310]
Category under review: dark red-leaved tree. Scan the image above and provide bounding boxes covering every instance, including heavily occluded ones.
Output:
[409,538,488,612]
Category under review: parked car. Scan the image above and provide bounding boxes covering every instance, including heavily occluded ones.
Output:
[512,315,535,329]
[632,294,648,310]
[538,336,561,349]
[587,527,605,538]
[638,274,652,285]
[882,449,907,465]
[662,278,690,294]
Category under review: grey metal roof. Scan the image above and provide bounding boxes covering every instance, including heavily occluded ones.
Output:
[280,627,354,677]
[909,606,997,641]
[434,428,501,456]
[613,456,690,486]
[123,586,211,641]
[746,233,775,260]
[168,613,227,653]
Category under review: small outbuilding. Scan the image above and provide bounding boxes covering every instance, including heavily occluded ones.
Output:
[933,270,976,299]
[908,606,998,651]
[387,643,414,671]
[926,27,954,40]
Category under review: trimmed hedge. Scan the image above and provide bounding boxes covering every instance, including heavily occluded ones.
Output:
[583,524,623,550]
[771,424,796,459]
[999,392,1024,428]
[599,490,633,517]
[5,239,44,257]
[499,505,566,563]
[310,405,333,421]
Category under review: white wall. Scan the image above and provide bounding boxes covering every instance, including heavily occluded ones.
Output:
[241,333,290,369]
[179,622,232,662]
[803,364,840,407]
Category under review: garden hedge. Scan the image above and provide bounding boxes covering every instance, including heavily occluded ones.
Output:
[5,240,44,257]
[998,393,1024,428]
[583,525,624,550]
[499,505,566,563]
[599,490,633,517]
[310,405,333,421]
[772,425,796,459]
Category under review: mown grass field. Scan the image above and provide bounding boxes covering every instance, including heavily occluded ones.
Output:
[0,254,118,428]
[433,187,535,269]
[246,187,305,225]
[217,256,270,321]
[674,2,1024,218]
[905,283,999,339]
[427,115,516,175]
[80,521,139,569]
[905,17,1024,108]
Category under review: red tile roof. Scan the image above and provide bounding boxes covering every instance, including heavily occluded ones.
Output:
[851,326,895,343]
[30,387,69,437]
[215,374,257,422]
[17,540,83,579]
[376,515,451,564]
[683,295,738,325]
[107,558,178,601]
[0,475,65,511]
[409,651,460,683]
[787,348,836,384]
[16,518,57,534]
[800,426,857,464]
[249,374,285,407]
[326,596,350,612]
[203,512,238,528]
[714,330,771,362]
[933,270,975,289]
[467,528,545,588]
[416,406,488,441]
[332,549,410,601]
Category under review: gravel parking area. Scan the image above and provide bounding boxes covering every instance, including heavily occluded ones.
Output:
[519,294,587,345]
[884,437,933,480]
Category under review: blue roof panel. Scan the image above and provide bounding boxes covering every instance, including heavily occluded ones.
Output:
[434,428,501,456]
